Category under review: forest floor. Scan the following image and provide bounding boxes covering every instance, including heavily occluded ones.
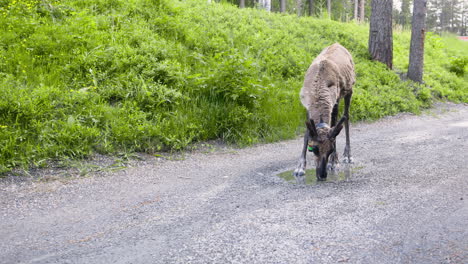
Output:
[1,102,467,263]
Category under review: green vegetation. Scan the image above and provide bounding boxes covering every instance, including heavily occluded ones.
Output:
[0,0,467,173]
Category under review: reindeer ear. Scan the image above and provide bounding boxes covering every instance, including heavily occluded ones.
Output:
[305,119,318,139]
[328,116,346,139]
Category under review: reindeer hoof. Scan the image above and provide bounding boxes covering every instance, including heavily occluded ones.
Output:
[293,169,306,184]
[343,157,354,164]
[327,163,339,171]
[293,168,305,177]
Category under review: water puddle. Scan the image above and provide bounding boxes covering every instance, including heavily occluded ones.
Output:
[277,165,362,185]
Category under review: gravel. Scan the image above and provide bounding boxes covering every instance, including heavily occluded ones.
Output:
[1,102,467,264]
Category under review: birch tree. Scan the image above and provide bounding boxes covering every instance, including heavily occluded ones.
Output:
[265,0,271,11]
[258,0,271,11]
[354,0,359,20]
[297,0,304,16]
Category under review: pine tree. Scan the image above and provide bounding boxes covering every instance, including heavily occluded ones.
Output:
[280,0,286,13]
[408,0,427,83]
[369,0,393,69]
[308,0,314,16]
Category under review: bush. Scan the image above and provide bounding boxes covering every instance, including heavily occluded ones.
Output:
[448,56,468,76]
[0,0,467,172]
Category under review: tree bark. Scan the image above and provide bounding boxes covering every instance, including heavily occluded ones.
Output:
[408,0,427,83]
[265,0,271,11]
[239,0,245,8]
[354,0,359,20]
[280,0,286,13]
[327,0,331,18]
[368,0,393,69]
[359,0,366,22]
[297,0,303,16]
[258,0,271,11]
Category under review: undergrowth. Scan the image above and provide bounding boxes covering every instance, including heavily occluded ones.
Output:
[0,0,467,173]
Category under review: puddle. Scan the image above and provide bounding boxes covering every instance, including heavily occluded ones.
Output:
[277,166,362,185]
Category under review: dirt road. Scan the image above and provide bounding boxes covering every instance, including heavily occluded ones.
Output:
[1,103,467,263]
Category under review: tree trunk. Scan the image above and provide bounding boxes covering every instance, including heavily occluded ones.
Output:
[258,0,271,11]
[280,0,286,13]
[297,0,303,16]
[327,0,331,18]
[359,0,366,22]
[354,0,359,20]
[265,0,271,11]
[408,0,427,83]
[368,0,393,69]
[308,0,314,16]
[239,0,245,8]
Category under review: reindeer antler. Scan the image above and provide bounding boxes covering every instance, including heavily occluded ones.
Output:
[328,116,347,139]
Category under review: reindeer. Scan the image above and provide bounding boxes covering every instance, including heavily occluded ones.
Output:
[293,43,355,183]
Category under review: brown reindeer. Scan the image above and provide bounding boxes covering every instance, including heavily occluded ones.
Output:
[293,43,355,183]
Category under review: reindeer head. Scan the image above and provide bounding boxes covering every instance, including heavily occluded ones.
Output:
[305,117,346,181]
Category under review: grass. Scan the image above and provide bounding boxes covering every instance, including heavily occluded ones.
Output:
[0,0,467,173]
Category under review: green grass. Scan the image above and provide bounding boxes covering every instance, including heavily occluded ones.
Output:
[0,0,467,173]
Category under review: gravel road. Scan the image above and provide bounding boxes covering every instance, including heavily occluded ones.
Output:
[1,103,467,264]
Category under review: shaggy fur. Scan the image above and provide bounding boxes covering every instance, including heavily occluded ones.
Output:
[300,43,355,125]
[293,43,355,183]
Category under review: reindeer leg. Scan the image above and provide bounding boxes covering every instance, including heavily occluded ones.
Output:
[328,102,339,170]
[293,130,308,184]
[343,93,353,163]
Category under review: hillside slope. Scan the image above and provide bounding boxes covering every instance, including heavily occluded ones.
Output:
[0,0,467,172]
